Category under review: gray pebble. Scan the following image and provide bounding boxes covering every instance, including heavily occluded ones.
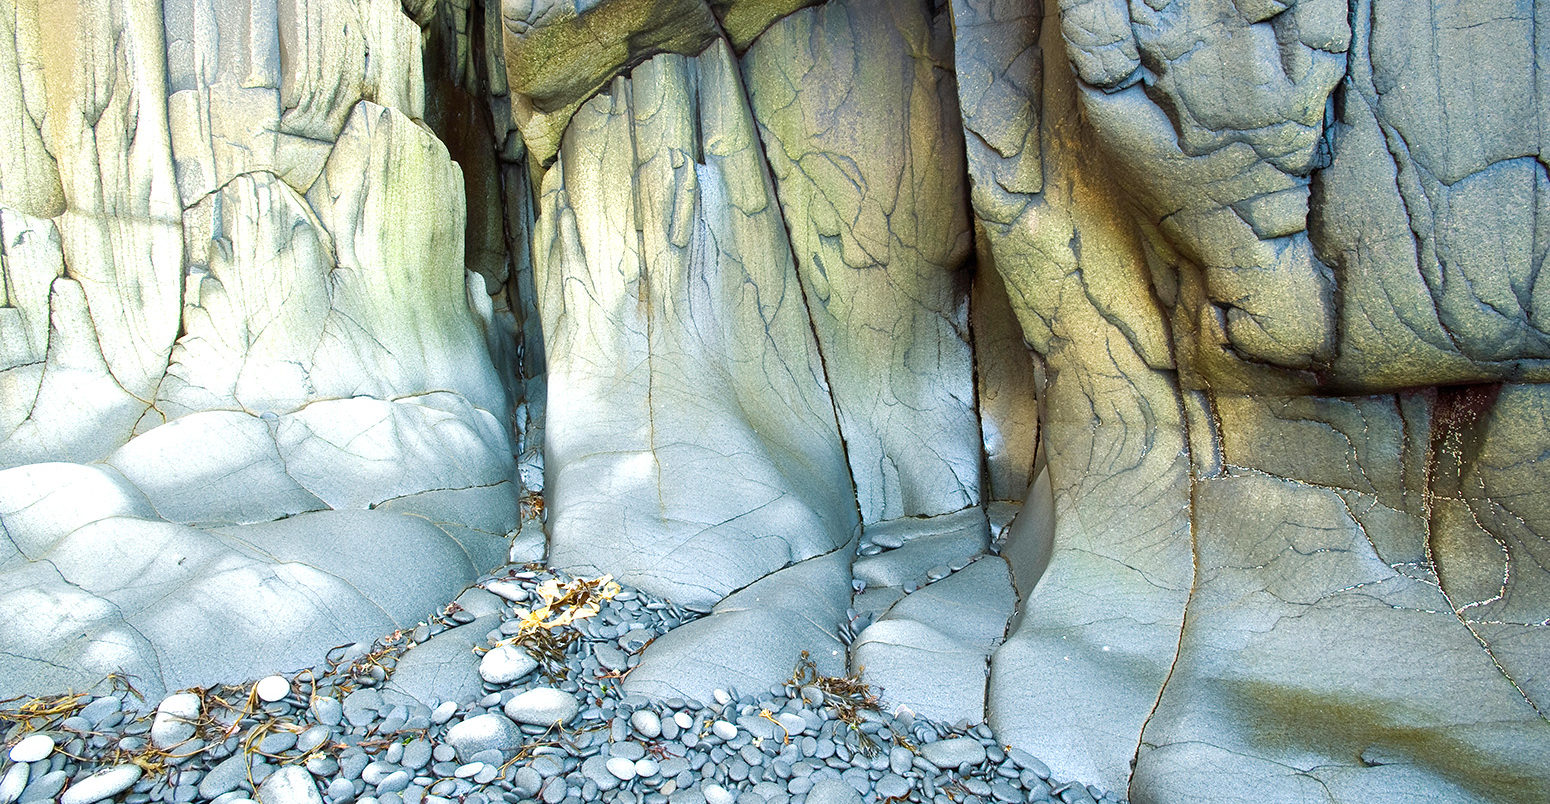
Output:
[581,756,619,792]
[401,739,432,770]
[445,714,521,760]
[605,757,637,781]
[920,737,985,769]
[150,694,200,749]
[79,697,120,727]
[310,698,343,727]
[376,771,411,794]
[802,779,861,804]
[60,765,142,804]
[630,710,661,739]
[503,689,578,726]
[0,763,26,804]
[8,736,52,764]
[20,769,67,802]
[512,766,542,797]
[479,645,538,685]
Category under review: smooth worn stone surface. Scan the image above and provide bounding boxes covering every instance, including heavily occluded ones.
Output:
[151,693,202,749]
[256,766,324,804]
[58,765,142,804]
[477,645,538,685]
[444,714,522,760]
[502,688,579,726]
[7,735,53,763]
[921,738,987,769]
[2,0,1547,800]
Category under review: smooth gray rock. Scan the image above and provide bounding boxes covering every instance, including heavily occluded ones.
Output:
[151,693,201,749]
[920,738,986,769]
[444,714,522,761]
[626,543,853,703]
[256,766,323,804]
[478,645,538,685]
[59,765,142,804]
[802,779,862,804]
[851,620,987,726]
[383,615,501,709]
[502,688,579,725]
[0,763,26,804]
[7,735,51,764]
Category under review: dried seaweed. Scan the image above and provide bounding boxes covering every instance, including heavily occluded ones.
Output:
[789,650,883,756]
[479,574,620,682]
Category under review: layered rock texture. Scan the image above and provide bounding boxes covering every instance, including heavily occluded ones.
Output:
[3,0,1547,801]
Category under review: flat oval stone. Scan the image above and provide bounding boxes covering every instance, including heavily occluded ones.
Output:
[151,693,201,749]
[629,710,661,739]
[711,721,737,741]
[920,737,986,769]
[255,765,323,804]
[605,757,636,781]
[478,645,538,685]
[8,734,53,763]
[444,714,521,760]
[60,765,143,804]
[0,763,28,803]
[255,675,290,703]
[803,779,862,804]
[702,783,735,804]
[502,688,579,726]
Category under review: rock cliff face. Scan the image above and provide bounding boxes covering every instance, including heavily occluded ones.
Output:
[2,0,1547,801]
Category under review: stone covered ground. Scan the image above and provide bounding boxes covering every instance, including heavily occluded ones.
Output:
[0,531,1115,804]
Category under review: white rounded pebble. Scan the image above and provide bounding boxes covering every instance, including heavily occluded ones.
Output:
[8,734,53,763]
[703,783,735,804]
[634,758,658,778]
[605,757,636,781]
[60,764,142,804]
[478,645,538,685]
[673,711,693,730]
[711,720,737,741]
[255,675,290,703]
[430,701,458,724]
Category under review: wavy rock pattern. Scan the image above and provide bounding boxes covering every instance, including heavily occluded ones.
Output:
[1,0,1547,801]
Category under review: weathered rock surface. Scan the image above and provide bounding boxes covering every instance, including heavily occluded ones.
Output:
[0,0,525,698]
[4,0,1548,802]
[744,0,980,524]
[533,42,857,609]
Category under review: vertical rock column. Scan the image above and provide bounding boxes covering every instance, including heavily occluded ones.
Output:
[949,0,1195,790]
[532,41,859,698]
[744,0,981,526]
[1,0,183,464]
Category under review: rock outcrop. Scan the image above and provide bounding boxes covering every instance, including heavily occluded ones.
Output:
[2,0,1546,801]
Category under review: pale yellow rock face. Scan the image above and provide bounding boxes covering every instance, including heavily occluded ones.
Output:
[0,0,524,698]
[744,0,980,524]
[533,42,856,609]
